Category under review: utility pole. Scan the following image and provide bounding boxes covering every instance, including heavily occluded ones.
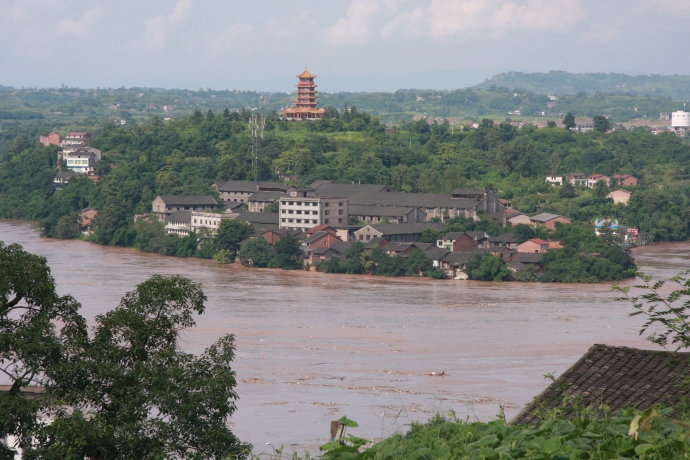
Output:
[249,96,266,183]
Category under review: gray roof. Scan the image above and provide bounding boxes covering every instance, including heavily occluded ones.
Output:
[248,191,287,202]
[158,195,218,206]
[367,222,443,236]
[382,242,433,253]
[235,212,279,225]
[312,182,390,197]
[331,241,354,254]
[348,204,415,217]
[489,233,519,243]
[55,171,77,180]
[424,246,450,260]
[348,191,479,210]
[441,251,478,265]
[512,344,690,425]
[166,210,192,224]
[303,231,333,244]
[214,180,289,193]
[530,212,563,222]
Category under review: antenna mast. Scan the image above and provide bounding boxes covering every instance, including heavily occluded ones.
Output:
[249,96,266,183]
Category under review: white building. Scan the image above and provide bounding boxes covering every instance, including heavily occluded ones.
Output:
[278,189,348,230]
[671,110,690,136]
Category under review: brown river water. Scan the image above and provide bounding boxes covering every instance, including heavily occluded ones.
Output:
[1,219,688,453]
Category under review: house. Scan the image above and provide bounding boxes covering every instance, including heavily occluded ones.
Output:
[545,175,564,186]
[79,208,98,233]
[212,180,291,203]
[234,212,280,231]
[279,189,348,230]
[512,344,690,424]
[506,210,531,226]
[607,189,631,205]
[566,173,588,187]
[610,174,638,187]
[190,211,234,234]
[348,204,421,224]
[530,213,571,230]
[488,233,519,249]
[587,174,611,188]
[301,231,342,253]
[53,171,77,189]
[260,229,304,245]
[165,210,192,235]
[516,238,562,253]
[436,231,489,251]
[63,147,101,174]
[310,181,391,197]
[60,132,91,149]
[354,222,443,243]
[39,132,60,146]
[152,195,219,220]
[247,191,287,213]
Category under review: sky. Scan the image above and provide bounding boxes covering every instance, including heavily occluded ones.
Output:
[1,0,689,93]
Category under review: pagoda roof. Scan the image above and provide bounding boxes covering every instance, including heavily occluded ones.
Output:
[297,68,315,79]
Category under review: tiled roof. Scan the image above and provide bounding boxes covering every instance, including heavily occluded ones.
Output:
[236,212,279,225]
[512,344,690,424]
[516,253,543,263]
[530,212,563,222]
[214,180,289,193]
[313,182,390,197]
[158,195,218,206]
[166,210,192,223]
[368,222,443,236]
[348,191,479,209]
[489,233,519,243]
[349,204,414,217]
[248,191,287,202]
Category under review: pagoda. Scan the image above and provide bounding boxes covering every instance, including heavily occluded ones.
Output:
[282,68,326,120]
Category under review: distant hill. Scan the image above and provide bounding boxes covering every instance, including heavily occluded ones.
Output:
[473,71,690,101]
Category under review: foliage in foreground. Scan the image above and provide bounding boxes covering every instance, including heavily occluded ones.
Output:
[318,408,690,460]
[0,241,250,459]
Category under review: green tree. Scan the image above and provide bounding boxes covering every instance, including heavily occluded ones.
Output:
[238,237,274,267]
[593,115,611,133]
[467,254,512,281]
[271,235,303,269]
[563,112,576,130]
[0,242,84,457]
[0,244,250,459]
[215,219,254,256]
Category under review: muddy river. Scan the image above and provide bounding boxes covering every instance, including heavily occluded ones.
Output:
[1,219,688,452]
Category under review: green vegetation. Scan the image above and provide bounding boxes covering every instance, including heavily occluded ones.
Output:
[474,70,690,100]
[0,242,249,459]
[618,270,690,351]
[317,408,690,460]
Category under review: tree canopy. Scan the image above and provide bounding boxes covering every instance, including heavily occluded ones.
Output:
[0,242,250,459]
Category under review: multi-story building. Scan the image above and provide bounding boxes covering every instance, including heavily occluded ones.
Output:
[279,189,348,230]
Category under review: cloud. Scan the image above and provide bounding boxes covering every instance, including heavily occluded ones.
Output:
[208,23,254,53]
[55,6,103,38]
[143,0,192,51]
[635,0,690,17]
[383,0,587,41]
[321,0,397,47]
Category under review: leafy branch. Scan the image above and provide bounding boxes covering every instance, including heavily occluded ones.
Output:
[615,270,690,351]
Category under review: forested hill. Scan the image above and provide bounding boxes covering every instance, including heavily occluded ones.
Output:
[473,71,690,100]
[0,84,683,125]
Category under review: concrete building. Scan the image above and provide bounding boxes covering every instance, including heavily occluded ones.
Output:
[279,189,348,230]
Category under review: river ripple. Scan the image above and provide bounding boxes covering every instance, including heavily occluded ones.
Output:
[1,219,688,452]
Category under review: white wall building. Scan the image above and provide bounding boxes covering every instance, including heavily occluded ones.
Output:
[278,189,348,230]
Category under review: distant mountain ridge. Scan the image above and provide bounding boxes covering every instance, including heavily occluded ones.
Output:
[473,71,690,101]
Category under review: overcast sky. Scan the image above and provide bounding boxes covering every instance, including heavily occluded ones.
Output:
[1,0,688,92]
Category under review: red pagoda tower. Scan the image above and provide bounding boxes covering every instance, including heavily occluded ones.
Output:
[283,68,326,120]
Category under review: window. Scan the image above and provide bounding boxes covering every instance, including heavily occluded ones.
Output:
[325,219,329,224]
[325,210,330,215]
[338,210,343,215]
[338,219,342,223]
[324,202,329,206]
[338,202,343,206]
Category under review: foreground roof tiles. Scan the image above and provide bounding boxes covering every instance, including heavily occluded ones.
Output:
[512,344,690,425]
